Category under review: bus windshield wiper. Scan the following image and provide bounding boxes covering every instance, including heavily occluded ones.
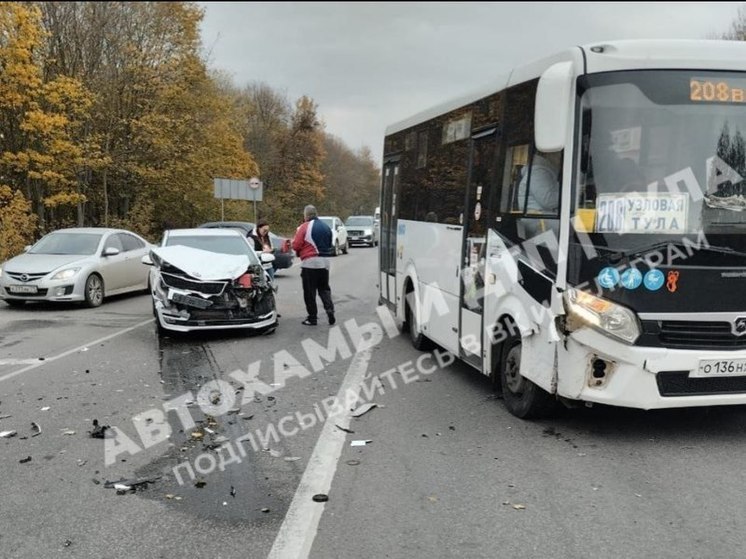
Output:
[599,241,746,264]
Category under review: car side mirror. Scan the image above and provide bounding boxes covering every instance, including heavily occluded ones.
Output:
[260,253,275,263]
[103,247,120,257]
[141,254,153,266]
[23,245,31,252]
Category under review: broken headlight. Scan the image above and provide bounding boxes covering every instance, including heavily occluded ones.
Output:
[563,288,640,344]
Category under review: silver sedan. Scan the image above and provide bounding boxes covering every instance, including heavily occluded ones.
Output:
[0,227,153,308]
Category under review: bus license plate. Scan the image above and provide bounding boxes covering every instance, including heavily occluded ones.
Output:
[692,359,746,378]
[8,285,38,294]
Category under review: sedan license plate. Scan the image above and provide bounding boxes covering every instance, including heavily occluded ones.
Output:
[692,359,746,378]
[8,285,38,294]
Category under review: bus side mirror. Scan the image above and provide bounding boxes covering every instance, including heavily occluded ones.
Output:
[535,61,574,152]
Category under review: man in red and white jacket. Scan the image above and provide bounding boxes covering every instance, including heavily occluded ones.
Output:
[291,205,335,326]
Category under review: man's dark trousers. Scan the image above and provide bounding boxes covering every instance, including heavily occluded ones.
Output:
[301,268,334,321]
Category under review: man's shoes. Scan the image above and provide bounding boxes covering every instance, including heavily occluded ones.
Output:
[327,312,336,325]
[302,318,317,326]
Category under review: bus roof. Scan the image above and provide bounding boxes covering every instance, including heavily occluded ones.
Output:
[385,39,746,137]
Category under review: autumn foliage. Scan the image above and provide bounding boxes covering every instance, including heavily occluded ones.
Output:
[0,2,380,259]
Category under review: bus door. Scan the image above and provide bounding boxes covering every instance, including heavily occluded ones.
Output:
[380,157,400,308]
[459,128,499,368]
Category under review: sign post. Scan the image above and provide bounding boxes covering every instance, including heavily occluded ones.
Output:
[248,177,262,224]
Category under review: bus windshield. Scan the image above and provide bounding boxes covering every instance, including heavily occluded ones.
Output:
[575,70,746,251]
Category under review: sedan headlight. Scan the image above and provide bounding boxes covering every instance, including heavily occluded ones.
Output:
[563,288,640,344]
[51,267,81,281]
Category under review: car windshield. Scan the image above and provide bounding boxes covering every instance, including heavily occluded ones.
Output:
[320,218,334,228]
[29,232,102,255]
[165,235,257,260]
[346,217,373,226]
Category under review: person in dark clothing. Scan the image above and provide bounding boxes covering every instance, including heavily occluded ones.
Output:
[250,218,275,281]
[291,205,335,326]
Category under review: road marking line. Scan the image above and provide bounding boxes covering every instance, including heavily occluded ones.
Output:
[268,348,373,559]
[0,318,154,384]
[0,359,44,365]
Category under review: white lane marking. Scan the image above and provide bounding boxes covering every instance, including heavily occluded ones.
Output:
[0,359,44,365]
[268,348,373,559]
[0,318,154,384]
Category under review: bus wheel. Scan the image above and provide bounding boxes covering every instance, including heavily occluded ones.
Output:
[500,334,554,419]
[406,299,430,351]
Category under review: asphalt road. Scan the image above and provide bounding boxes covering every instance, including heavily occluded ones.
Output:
[1,247,746,559]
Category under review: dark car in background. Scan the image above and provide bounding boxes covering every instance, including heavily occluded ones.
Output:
[198,221,295,271]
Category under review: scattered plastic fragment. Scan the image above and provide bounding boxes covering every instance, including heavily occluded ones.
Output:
[194,480,206,488]
[284,456,301,462]
[19,456,32,464]
[89,419,110,439]
[346,459,361,466]
[261,508,270,513]
[335,424,354,434]
[350,440,371,447]
[0,430,17,438]
[31,422,41,437]
[190,431,204,440]
[268,449,283,458]
[40,406,50,412]
[61,429,76,436]
[312,494,329,502]
[230,486,236,498]
[105,476,161,492]
[0,414,11,420]
[512,504,526,510]
[350,403,377,418]
[77,460,87,467]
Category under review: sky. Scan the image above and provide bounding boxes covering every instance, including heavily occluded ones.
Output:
[199,2,744,166]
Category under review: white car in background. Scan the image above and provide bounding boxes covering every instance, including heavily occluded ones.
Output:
[0,227,152,308]
[318,216,348,256]
[345,215,379,247]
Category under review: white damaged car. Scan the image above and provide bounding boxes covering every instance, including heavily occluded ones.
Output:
[143,228,277,334]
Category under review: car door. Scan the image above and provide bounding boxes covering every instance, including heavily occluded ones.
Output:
[336,218,348,247]
[99,233,128,292]
[119,233,149,289]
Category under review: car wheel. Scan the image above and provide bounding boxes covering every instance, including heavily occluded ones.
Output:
[4,299,25,308]
[84,274,104,308]
[499,334,555,419]
[342,242,348,254]
[334,241,340,256]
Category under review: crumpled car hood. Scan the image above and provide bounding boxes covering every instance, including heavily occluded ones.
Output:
[151,246,251,280]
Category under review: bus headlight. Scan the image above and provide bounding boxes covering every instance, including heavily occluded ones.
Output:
[564,288,640,344]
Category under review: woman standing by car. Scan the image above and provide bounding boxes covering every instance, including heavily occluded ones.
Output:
[250,218,275,281]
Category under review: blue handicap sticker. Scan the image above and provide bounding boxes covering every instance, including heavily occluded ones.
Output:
[597,267,620,289]
[620,268,642,290]
[643,269,665,291]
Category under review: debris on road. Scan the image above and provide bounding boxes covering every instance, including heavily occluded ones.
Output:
[261,507,270,513]
[61,429,76,436]
[512,504,526,510]
[190,430,204,440]
[31,422,41,437]
[77,460,87,467]
[284,456,301,462]
[194,480,206,488]
[345,459,361,466]
[350,403,377,418]
[89,419,111,439]
[230,486,236,498]
[40,406,50,411]
[0,430,17,438]
[0,414,12,420]
[350,440,372,447]
[335,424,354,434]
[105,475,161,493]
[312,494,329,502]
[19,456,32,464]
